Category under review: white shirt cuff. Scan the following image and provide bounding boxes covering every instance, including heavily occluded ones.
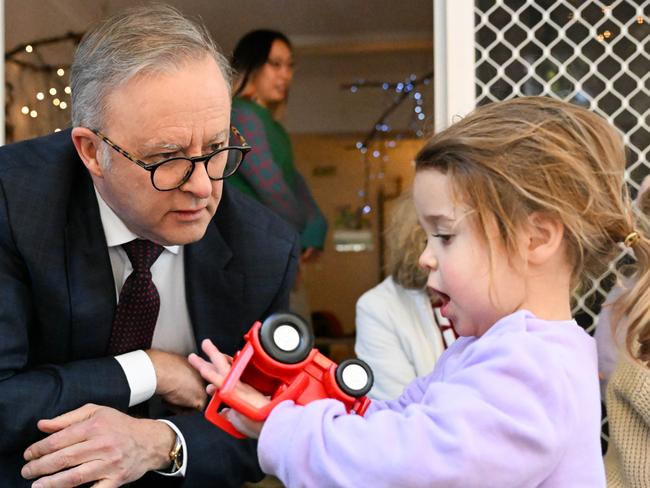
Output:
[114,350,156,407]
[156,419,188,477]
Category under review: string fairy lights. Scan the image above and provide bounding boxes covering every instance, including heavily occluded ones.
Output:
[4,32,83,141]
[341,71,433,217]
[333,71,432,263]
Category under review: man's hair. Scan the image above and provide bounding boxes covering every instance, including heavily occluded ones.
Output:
[71,3,231,129]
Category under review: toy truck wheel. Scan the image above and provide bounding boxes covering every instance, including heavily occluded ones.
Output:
[335,359,374,397]
[259,312,314,364]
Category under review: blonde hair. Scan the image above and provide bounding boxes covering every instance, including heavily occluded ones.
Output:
[415,96,650,363]
[385,193,427,289]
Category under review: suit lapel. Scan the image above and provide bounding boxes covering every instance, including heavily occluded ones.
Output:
[184,219,246,356]
[65,174,116,359]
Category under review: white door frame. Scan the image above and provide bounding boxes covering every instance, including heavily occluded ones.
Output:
[433,0,475,131]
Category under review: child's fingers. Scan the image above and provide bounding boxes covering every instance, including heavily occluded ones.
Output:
[201,339,232,375]
[225,408,263,439]
[188,352,226,387]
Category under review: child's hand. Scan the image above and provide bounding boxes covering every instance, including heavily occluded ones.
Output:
[188,339,268,438]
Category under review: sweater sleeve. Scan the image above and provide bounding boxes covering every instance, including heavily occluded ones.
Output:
[258,330,580,488]
[231,105,307,231]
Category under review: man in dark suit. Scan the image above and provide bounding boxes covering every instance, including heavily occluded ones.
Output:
[0,5,299,487]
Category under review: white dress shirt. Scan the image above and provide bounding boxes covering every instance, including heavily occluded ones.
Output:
[95,188,193,476]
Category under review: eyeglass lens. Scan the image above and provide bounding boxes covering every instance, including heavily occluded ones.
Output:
[152,149,244,190]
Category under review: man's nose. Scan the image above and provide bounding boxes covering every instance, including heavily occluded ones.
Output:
[180,161,212,198]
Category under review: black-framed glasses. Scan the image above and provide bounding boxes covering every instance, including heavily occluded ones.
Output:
[89,126,252,191]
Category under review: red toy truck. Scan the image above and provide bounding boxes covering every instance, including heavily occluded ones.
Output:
[205,312,374,438]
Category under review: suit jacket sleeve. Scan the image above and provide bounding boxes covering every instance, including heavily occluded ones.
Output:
[0,178,131,454]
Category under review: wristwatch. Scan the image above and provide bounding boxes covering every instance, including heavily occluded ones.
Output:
[169,434,183,473]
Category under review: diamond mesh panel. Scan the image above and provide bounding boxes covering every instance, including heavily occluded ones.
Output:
[474,0,650,450]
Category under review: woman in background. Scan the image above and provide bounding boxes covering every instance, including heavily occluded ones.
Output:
[355,193,455,400]
[229,29,327,259]
[229,30,327,323]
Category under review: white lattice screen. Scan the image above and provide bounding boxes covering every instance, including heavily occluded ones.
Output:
[472,0,650,450]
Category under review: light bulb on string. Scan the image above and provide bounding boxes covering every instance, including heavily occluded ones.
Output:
[25,45,33,53]
[30,110,38,118]
[21,106,29,115]
[64,86,71,94]
[52,98,60,106]
[57,68,65,77]
[36,92,45,101]
[59,101,68,109]
[49,88,57,96]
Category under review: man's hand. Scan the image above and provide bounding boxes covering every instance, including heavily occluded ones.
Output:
[147,349,208,411]
[188,339,267,438]
[21,404,176,487]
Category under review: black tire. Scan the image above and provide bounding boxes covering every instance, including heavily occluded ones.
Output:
[335,358,374,397]
[258,312,314,364]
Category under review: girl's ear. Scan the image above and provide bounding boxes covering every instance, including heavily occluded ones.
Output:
[71,127,105,178]
[525,211,565,265]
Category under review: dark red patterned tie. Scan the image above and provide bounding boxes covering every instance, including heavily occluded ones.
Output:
[108,239,164,355]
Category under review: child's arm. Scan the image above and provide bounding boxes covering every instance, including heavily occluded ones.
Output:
[255,320,602,487]
[188,339,267,438]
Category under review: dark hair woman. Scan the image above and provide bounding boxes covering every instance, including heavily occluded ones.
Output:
[228,29,327,257]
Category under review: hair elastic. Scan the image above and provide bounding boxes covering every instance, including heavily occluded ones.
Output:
[624,231,640,248]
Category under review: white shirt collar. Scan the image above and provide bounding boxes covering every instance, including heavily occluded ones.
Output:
[94,186,180,255]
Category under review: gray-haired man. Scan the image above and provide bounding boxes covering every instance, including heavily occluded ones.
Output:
[0,5,298,487]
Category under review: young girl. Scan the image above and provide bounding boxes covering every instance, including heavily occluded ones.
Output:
[190,97,648,487]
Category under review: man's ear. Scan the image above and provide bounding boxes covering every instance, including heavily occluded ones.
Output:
[71,127,104,178]
[525,211,565,265]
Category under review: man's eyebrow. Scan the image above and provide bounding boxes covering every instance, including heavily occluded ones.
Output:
[140,129,230,153]
[207,129,229,142]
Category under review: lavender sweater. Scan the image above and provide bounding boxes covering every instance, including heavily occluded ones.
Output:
[258,310,605,487]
